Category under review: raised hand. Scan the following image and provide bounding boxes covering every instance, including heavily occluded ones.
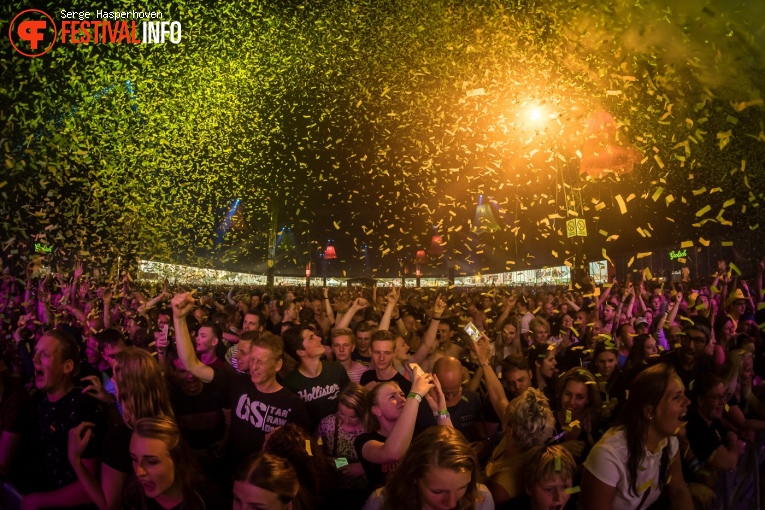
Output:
[470,332,492,366]
[433,294,446,316]
[73,261,84,281]
[410,368,435,399]
[170,292,196,318]
[81,375,112,404]
[424,373,448,412]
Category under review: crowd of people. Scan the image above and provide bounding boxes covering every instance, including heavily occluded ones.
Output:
[0,259,764,509]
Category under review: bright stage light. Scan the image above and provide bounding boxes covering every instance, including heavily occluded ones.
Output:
[529,107,543,121]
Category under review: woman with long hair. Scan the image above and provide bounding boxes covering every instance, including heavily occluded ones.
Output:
[720,349,765,442]
[591,341,622,412]
[495,315,523,363]
[614,334,661,396]
[553,368,602,462]
[127,416,213,510]
[582,363,692,509]
[315,383,370,506]
[68,347,174,509]
[233,453,301,510]
[363,426,493,510]
[527,343,558,408]
[354,370,450,490]
[555,312,578,350]
[713,315,736,369]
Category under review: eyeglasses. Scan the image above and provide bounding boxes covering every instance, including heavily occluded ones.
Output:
[681,334,707,346]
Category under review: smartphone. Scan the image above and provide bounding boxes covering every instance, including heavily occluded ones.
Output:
[162,324,169,341]
[409,362,426,379]
[464,322,481,343]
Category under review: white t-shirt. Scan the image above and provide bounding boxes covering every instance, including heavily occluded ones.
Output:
[583,427,678,510]
[362,483,495,510]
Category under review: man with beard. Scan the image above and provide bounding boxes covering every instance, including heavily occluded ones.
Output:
[661,317,713,399]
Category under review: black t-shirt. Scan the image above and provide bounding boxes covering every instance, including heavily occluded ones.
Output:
[414,389,484,441]
[101,422,133,473]
[359,369,412,395]
[685,409,725,463]
[38,387,105,490]
[207,365,310,468]
[169,381,227,449]
[354,431,399,489]
[284,361,350,431]
[351,351,371,367]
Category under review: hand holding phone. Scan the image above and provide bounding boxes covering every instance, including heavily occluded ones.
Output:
[464,322,481,343]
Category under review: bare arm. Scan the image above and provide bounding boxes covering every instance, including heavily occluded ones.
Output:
[493,296,516,331]
[23,458,101,509]
[68,422,126,510]
[378,286,400,332]
[137,291,168,315]
[322,287,335,325]
[171,292,214,383]
[361,373,434,464]
[664,452,693,510]
[597,278,616,308]
[581,468,617,510]
[336,298,367,330]
[410,295,445,364]
[471,333,509,419]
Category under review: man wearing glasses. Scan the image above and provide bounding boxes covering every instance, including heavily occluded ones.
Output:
[662,317,714,399]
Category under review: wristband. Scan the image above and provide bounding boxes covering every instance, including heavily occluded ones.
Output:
[392,316,400,321]
[478,362,490,368]
[435,411,450,420]
[407,392,422,403]
[432,316,441,321]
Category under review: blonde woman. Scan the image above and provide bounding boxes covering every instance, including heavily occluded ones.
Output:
[485,388,556,506]
[316,383,370,506]
[68,347,174,510]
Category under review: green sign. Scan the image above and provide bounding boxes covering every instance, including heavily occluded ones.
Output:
[35,243,52,254]
[669,249,687,261]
